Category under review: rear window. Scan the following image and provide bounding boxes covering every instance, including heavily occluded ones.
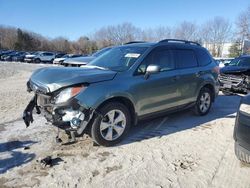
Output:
[175,49,198,69]
[43,52,53,56]
[196,48,212,66]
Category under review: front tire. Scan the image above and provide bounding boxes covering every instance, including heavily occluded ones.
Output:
[235,142,250,164]
[91,102,131,146]
[194,87,212,116]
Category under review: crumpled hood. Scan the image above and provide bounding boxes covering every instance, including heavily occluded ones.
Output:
[220,66,250,75]
[30,66,117,93]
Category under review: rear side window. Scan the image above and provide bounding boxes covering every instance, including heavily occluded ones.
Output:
[175,49,198,69]
[196,48,212,66]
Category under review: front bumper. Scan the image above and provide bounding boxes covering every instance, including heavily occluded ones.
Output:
[219,74,249,93]
[23,90,94,135]
[234,111,250,152]
[24,58,34,62]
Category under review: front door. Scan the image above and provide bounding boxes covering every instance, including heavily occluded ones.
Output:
[131,47,181,116]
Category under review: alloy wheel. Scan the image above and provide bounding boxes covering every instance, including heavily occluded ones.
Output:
[199,92,211,113]
[100,110,126,141]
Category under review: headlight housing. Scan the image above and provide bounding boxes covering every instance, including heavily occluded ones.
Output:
[55,86,85,104]
[239,103,250,115]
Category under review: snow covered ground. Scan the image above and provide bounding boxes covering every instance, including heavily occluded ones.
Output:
[0,62,250,188]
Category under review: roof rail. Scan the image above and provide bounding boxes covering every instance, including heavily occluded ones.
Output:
[124,41,146,45]
[159,39,201,46]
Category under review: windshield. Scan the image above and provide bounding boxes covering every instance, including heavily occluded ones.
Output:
[228,57,250,67]
[92,47,111,57]
[89,46,148,71]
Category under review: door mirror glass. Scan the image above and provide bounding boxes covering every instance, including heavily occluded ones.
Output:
[146,64,160,74]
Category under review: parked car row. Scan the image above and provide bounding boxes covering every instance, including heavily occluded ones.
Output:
[0,47,112,66]
[60,47,112,67]
[0,50,29,62]
[0,50,66,63]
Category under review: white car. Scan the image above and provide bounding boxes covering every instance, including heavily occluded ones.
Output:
[53,54,81,65]
[24,52,55,63]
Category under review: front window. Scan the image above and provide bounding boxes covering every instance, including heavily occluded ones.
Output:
[89,46,148,72]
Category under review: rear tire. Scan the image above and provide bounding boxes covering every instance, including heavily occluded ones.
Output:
[91,102,131,147]
[34,58,41,64]
[194,87,212,116]
[235,142,250,164]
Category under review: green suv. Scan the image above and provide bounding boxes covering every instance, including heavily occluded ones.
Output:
[23,39,219,146]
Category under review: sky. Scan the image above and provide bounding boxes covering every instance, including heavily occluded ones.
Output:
[0,0,249,40]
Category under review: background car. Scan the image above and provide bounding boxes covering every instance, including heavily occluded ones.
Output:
[0,50,15,61]
[2,51,28,61]
[1,51,19,61]
[234,94,250,163]
[219,55,250,94]
[55,53,66,59]
[12,52,30,62]
[214,57,234,68]
[53,54,82,65]
[24,51,55,63]
[62,47,111,67]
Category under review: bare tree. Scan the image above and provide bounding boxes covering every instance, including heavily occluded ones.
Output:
[52,37,71,52]
[173,21,198,41]
[236,6,250,53]
[140,26,172,41]
[94,22,140,48]
[0,25,17,49]
[201,17,232,57]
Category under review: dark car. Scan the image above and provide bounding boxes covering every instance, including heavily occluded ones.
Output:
[23,39,219,146]
[4,51,28,61]
[1,51,21,61]
[12,52,30,62]
[234,94,250,163]
[219,55,250,94]
[55,53,66,59]
[62,47,111,67]
[0,50,15,61]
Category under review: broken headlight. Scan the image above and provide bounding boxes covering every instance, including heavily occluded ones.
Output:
[55,86,86,104]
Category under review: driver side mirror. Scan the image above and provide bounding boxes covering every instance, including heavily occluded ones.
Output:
[144,64,160,79]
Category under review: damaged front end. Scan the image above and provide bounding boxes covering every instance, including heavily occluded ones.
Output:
[23,80,94,138]
[219,74,250,94]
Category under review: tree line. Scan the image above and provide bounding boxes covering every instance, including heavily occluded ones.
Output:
[0,6,249,57]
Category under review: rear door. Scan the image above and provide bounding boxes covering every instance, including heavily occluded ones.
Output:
[174,48,201,104]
